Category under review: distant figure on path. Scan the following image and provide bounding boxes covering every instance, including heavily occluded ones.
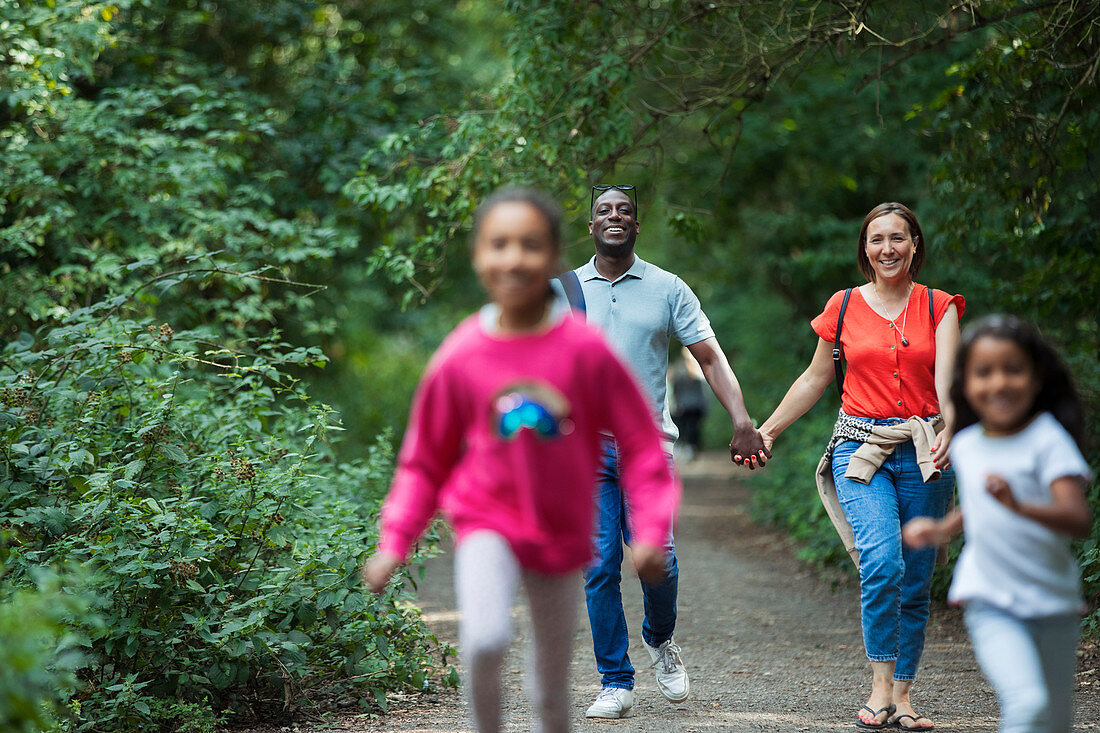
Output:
[905,315,1093,733]
[757,202,963,730]
[670,346,709,462]
[361,187,679,733]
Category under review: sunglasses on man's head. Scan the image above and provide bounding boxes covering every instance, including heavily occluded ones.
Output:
[590,184,638,217]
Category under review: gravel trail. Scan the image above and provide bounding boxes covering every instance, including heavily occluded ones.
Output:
[248,452,1099,732]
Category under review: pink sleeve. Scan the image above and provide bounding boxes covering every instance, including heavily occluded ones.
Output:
[377,359,465,560]
[594,347,681,548]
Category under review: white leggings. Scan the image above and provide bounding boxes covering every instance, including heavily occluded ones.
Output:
[965,601,1080,733]
[455,531,580,733]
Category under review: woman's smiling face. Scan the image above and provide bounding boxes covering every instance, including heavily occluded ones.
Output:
[863,213,916,283]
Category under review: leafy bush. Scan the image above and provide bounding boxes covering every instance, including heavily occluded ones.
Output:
[0,568,91,733]
[0,291,454,731]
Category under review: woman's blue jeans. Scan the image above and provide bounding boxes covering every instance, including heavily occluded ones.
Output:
[832,419,954,681]
[583,437,678,690]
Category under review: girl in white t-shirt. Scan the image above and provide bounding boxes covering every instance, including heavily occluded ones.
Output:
[903,314,1093,733]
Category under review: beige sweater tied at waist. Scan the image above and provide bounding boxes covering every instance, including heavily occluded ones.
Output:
[816,416,946,566]
[844,417,942,485]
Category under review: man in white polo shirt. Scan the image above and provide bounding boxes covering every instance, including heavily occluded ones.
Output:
[574,184,767,720]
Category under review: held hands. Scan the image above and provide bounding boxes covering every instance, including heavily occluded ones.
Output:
[730,423,771,470]
[759,428,775,457]
[361,550,403,594]
[631,541,668,584]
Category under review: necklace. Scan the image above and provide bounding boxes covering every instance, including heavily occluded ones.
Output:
[873,282,913,347]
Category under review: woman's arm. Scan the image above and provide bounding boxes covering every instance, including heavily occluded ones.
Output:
[931,302,960,468]
[757,338,837,457]
[987,474,1093,538]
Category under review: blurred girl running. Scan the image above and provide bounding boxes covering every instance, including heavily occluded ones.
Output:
[904,315,1093,733]
[361,187,680,733]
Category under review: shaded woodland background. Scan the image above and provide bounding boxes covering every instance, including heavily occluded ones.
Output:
[2,1,1097,730]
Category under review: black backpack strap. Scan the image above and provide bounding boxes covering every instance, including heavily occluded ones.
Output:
[928,285,937,358]
[833,288,853,398]
[555,269,586,318]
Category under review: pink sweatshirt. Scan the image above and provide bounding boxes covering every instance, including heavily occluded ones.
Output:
[377,311,681,574]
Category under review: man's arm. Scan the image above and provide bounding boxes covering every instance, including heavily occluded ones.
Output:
[686,337,768,467]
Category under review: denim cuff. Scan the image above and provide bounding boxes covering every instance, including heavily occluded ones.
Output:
[642,633,672,648]
[865,653,898,663]
[893,673,916,681]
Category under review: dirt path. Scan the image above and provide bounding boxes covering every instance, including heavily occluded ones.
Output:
[267,453,1099,732]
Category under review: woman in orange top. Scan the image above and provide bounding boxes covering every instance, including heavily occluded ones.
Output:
[755,202,964,731]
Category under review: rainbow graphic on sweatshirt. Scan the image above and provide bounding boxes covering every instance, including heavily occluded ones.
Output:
[492,381,575,440]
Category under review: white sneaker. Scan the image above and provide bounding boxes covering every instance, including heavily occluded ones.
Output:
[585,686,635,719]
[644,638,690,702]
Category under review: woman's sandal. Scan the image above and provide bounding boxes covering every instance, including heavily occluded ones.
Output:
[889,713,935,730]
[855,704,896,730]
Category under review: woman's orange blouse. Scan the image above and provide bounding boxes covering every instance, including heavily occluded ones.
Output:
[811,284,965,419]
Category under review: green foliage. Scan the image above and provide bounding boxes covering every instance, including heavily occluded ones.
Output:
[310,291,465,450]
[924,3,1100,347]
[1,0,496,336]
[344,1,1004,295]
[0,1,519,729]
[0,569,91,733]
[1,0,503,447]
[2,0,353,337]
[347,0,818,296]
[750,412,855,569]
[0,285,454,730]
[143,699,227,733]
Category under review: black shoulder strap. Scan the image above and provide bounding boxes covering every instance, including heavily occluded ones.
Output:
[555,269,586,318]
[928,285,937,357]
[833,288,853,398]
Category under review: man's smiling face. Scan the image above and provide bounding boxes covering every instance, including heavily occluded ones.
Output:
[589,189,639,256]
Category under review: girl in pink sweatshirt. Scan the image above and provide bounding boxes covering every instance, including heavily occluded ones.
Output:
[362,187,680,733]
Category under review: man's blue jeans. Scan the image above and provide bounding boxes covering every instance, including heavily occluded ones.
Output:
[583,437,678,690]
[832,419,954,681]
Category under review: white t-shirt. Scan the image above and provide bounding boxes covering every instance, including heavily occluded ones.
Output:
[948,412,1093,617]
